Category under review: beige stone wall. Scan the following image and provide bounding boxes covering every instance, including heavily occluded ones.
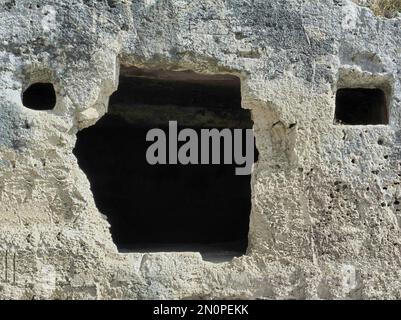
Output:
[0,0,400,299]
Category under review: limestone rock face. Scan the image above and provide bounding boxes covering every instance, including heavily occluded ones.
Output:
[0,0,400,299]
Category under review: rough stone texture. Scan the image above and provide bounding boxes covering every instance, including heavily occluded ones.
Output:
[0,0,400,299]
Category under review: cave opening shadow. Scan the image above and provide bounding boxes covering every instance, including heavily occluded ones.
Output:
[73,69,257,262]
[335,88,388,125]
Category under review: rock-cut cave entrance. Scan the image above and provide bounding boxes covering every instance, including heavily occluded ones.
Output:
[73,66,257,261]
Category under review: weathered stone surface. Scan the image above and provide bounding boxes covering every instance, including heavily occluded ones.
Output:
[0,0,400,299]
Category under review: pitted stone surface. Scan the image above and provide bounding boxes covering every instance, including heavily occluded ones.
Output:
[0,0,401,299]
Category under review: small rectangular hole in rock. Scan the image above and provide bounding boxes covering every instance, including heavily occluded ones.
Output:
[335,88,388,125]
[73,67,258,262]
